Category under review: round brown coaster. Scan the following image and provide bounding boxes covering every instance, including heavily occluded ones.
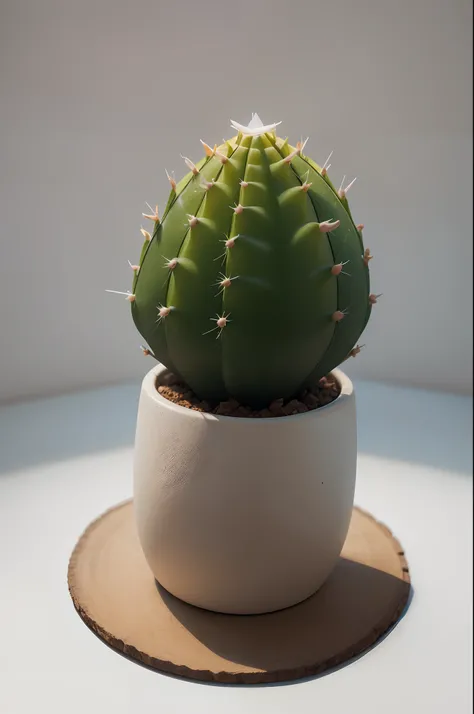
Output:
[68,501,410,684]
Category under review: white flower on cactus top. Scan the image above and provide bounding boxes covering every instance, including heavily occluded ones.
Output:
[230,113,282,137]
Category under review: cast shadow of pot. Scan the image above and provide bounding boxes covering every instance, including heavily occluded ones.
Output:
[156,557,412,684]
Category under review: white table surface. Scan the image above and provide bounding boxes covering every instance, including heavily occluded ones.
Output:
[0,378,472,714]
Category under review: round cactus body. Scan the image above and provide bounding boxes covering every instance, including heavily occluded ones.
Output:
[130,116,372,407]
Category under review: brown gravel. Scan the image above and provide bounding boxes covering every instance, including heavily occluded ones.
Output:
[156,375,341,418]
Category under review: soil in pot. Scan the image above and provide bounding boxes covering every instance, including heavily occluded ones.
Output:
[157,375,341,418]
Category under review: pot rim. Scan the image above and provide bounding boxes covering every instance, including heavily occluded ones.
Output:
[141,364,354,424]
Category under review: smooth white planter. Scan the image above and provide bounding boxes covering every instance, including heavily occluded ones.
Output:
[133,364,357,615]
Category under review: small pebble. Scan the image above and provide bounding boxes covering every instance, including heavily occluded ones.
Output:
[304,393,320,408]
[215,403,233,416]
[283,399,300,415]
[232,406,252,418]
[269,398,284,413]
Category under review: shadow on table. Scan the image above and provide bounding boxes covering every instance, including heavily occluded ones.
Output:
[154,559,412,686]
[0,382,139,475]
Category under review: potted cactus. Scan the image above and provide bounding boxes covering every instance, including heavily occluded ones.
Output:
[108,114,378,615]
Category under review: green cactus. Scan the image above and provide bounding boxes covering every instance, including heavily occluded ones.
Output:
[122,115,377,408]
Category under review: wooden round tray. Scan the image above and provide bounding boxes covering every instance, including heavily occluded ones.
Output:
[68,500,410,684]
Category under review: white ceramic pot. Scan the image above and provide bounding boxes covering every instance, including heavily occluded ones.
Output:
[133,363,357,615]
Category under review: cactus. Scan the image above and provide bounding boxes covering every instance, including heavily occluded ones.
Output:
[115,115,377,408]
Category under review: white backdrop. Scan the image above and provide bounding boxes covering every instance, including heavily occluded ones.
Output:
[0,0,472,403]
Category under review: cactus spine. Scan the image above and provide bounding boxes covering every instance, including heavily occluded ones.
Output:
[125,115,374,408]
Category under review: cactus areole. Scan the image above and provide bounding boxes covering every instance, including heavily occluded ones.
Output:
[131,115,372,408]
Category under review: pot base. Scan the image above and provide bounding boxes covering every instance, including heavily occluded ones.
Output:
[68,500,411,685]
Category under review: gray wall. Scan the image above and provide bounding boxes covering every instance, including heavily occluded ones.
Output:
[1,0,472,402]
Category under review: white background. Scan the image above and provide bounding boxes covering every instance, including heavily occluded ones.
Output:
[1,0,472,403]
